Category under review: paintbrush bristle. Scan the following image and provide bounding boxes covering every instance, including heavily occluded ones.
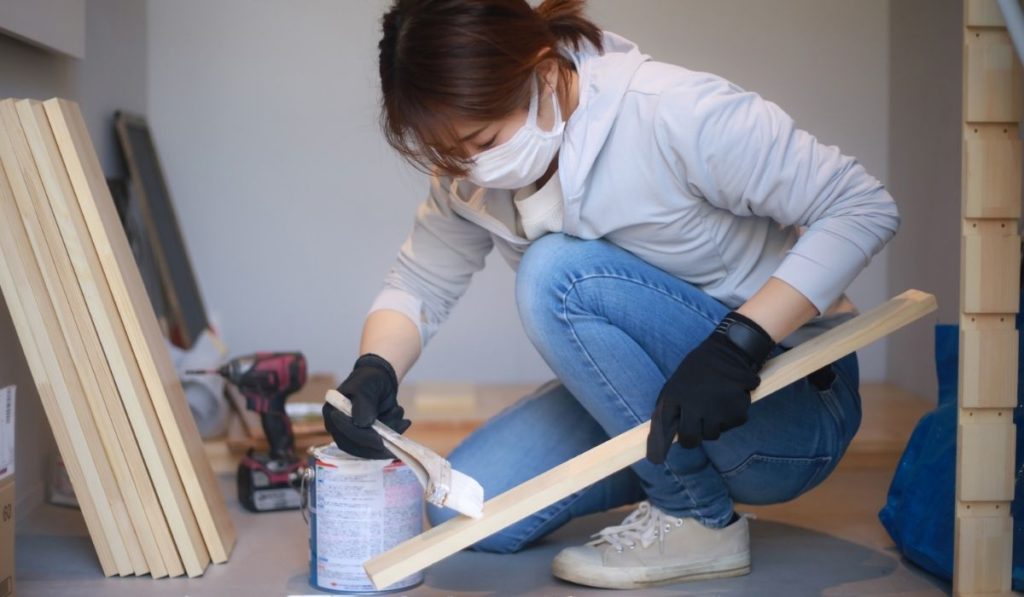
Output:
[445,469,484,519]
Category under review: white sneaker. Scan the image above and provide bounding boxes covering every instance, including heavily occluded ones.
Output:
[551,501,751,589]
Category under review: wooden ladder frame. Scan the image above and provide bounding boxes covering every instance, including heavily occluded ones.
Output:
[958,1,1021,594]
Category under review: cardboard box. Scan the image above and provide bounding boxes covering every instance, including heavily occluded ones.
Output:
[0,476,13,597]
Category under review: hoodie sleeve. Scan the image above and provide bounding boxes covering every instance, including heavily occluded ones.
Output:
[653,75,900,315]
[368,175,494,346]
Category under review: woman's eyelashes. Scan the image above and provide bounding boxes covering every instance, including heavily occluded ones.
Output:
[478,134,498,150]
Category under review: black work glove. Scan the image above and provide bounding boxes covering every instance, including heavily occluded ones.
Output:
[646,311,775,464]
[322,353,411,460]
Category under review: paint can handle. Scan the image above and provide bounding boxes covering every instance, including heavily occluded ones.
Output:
[299,466,314,525]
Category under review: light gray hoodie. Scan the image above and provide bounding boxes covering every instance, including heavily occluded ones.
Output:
[369,32,900,348]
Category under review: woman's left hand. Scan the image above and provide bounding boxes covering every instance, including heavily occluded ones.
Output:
[646,311,775,463]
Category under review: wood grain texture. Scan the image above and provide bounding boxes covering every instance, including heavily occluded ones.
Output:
[17,99,192,577]
[961,220,1021,314]
[962,125,1021,219]
[0,113,126,575]
[957,413,1016,502]
[363,290,937,588]
[45,99,234,565]
[959,315,1018,409]
[955,506,1014,594]
[964,29,1022,123]
[965,0,1006,27]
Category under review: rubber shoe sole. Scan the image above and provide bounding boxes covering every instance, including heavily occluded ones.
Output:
[552,552,751,590]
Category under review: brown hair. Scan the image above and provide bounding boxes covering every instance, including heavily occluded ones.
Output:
[378,0,603,176]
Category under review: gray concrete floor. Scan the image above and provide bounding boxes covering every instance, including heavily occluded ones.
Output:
[15,461,952,597]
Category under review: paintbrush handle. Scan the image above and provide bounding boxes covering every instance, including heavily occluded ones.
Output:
[324,390,445,464]
[325,390,451,500]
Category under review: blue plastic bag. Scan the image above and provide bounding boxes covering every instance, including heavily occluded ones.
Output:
[879,321,1024,588]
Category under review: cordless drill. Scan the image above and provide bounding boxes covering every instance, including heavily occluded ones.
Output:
[190,352,308,512]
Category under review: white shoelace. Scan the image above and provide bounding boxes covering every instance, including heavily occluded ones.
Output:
[587,501,683,551]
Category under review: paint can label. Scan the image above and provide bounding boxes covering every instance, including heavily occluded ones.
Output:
[308,444,424,593]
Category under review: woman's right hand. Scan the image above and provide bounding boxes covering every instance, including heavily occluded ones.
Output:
[322,353,412,459]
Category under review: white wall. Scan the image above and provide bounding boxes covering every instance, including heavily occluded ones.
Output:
[147,0,892,384]
[886,0,962,400]
[0,0,148,518]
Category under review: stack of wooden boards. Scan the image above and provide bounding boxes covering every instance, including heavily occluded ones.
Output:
[0,98,234,578]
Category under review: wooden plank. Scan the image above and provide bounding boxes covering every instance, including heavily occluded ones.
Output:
[957,412,1016,501]
[955,505,1013,594]
[0,100,153,576]
[0,163,117,577]
[363,290,938,588]
[966,0,1006,27]
[961,220,1020,313]
[0,100,139,575]
[756,289,937,396]
[962,125,1021,219]
[45,99,235,564]
[17,100,195,577]
[964,29,1022,123]
[0,120,126,575]
[959,315,1018,408]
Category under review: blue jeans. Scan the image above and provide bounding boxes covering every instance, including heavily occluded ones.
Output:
[427,234,862,554]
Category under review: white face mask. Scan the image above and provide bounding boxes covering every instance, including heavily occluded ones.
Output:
[466,74,564,190]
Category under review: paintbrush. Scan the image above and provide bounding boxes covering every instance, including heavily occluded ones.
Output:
[325,389,484,519]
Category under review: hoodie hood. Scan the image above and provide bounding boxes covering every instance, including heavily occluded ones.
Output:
[558,31,650,205]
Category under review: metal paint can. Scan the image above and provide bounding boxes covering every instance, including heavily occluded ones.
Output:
[303,444,424,594]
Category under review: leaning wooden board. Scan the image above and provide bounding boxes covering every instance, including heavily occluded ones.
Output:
[17,99,197,577]
[115,111,210,350]
[44,99,236,563]
[0,100,158,576]
[0,115,130,575]
[363,289,938,588]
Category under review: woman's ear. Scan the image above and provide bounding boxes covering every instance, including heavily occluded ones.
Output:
[532,46,558,85]
[536,56,560,95]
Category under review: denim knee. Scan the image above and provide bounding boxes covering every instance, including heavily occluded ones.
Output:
[516,234,595,340]
[516,233,575,297]
[425,503,529,554]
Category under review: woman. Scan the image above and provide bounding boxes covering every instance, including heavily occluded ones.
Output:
[322,0,898,589]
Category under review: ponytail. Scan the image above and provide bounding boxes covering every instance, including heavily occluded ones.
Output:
[535,0,603,52]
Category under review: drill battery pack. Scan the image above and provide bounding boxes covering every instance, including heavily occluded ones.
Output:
[237,451,305,512]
